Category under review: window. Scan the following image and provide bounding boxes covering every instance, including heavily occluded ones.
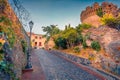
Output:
[39,42,41,46]
[108,5,111,7]
[35,42,37,46]
[39,37,41,39]
[32,39,35,42]
[35,36,37,39]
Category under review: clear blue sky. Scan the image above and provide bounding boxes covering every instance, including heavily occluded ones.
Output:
[9,0,120,34]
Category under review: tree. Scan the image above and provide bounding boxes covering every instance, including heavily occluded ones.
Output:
[62,27,77,48]
[76,23,92,34]
[54,37,67,49]
[42,25,61,37]
[75,34,83,45]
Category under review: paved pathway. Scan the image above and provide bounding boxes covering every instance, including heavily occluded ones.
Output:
[22,50,45,80]
[36,49,105,80]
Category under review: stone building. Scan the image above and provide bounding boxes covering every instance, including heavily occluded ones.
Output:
[27,32,46,49]
[27,32,55,49]
[44,37,55,50]
[80,2,120,27]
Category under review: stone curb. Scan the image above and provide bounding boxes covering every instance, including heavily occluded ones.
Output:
[50,50,120,80]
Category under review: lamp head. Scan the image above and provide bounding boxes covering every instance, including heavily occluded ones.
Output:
[29,21,34,30]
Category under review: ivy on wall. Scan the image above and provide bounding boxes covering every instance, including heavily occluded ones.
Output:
[0,16,16,48]
[0,16,19,80]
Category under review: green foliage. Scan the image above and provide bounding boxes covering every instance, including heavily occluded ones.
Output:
[0,44,18,80]
[76,23,92,33]
[0,16,5,22]
[0,61,19,80]
[91,41,101,51]
[0,16,19,80]
[0,42,2,47]
[0,16,12,25]
[82,36,87,49]
[42,25,61,44]
[0,49,3,54]
[7,28,16,48]
[0,61,6,70]
[101,14,120,30]
[42,25,61,37]
[54,37,67,49]
[43,23,92,49]
[0,54,3,61]
[75,34,83,45]
[0,42,3,61]
[21,40,27,53]
[74,46,80,53]
[62,27,77,48]
[0,16,16,48]
[96,8,103,17]
[45,36,50,43]
[82,40,87,49]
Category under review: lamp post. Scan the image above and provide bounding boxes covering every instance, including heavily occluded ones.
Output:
[29,21,34,49]
[25,21,34,70]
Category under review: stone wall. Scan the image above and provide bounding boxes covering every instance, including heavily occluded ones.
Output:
[12,41,27,79]
[82,15,101,27]
[0,0,27,79]
[50,50,91,66]
[88,26,120,56]
[85,26,120,77]
[80,2,120,27]
[50,50,120,79]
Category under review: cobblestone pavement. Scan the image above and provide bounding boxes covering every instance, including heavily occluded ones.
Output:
[36,49,104,80]
[22,50,45,80]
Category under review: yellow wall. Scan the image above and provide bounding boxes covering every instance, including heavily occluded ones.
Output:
[28,33,46,49]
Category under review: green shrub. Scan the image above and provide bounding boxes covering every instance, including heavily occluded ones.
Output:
[74,46,80,53]
[82,37,87,49]
[82,41,87,49]
[0,54,3,61]
[96,8,103,17]
[0,42,2,47]
[0,16,16,48]
[21,40,27,53]
[54,37,67,49]
[91,41,101,51]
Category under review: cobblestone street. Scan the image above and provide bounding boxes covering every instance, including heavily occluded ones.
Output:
[36,49,105,80]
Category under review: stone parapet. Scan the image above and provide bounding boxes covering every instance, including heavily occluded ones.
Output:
[50,50,120,80]
[80,2,120,27]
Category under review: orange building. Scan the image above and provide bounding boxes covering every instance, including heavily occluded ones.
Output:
[27,32,46,49]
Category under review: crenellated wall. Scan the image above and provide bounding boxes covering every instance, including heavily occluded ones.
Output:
[80,2,120,27]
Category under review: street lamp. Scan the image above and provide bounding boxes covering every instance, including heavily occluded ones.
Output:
[25,21,34,70]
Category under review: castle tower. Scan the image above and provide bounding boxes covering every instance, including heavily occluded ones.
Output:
[80,2,120,27]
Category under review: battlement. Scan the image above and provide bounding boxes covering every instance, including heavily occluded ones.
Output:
[80,2,120,27]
